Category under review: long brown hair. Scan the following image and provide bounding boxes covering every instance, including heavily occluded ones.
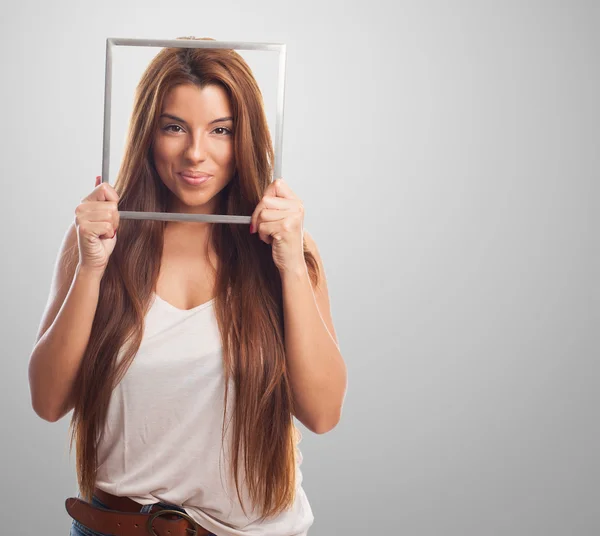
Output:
[67,39,320,520]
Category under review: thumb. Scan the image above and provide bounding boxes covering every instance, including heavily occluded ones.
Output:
[95,175,101,187]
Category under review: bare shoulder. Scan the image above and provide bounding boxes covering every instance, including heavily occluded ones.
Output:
[35,222,80,343]
[303,230,339,346]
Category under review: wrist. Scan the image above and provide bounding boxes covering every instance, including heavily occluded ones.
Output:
[76,263,106,282]
[279,263,309,280]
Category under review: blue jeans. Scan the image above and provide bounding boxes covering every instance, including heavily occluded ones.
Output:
[69,493,217,536]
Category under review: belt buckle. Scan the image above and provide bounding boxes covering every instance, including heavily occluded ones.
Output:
[147,508,199,536]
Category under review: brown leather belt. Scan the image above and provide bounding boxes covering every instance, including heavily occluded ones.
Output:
[65,487,211,536]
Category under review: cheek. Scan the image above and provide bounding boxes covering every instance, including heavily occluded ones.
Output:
[152,141,165,166]
[153,138,178,166]
[220,144,235,167]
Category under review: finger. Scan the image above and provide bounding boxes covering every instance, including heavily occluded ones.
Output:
[83,182,120,203]
[250,197,270,233]
[251,195,295,232]
[262,179,279,199]
[256,220,278,245]
[256,178,288,221]
[95,175,101,187]
[272,178,297,199]
[77,201,119,216]
[257,220,289,244]
[261,195,295,210]
[97,221,117,240]
[250,200,264,233]
[257,208,293,223]
[80,220,116,239]
[80,208,118,221]
[75,204,119,232]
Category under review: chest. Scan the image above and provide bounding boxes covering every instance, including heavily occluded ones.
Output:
[154,232,218,311]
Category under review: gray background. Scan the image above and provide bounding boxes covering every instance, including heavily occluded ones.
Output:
[2,1,598,535]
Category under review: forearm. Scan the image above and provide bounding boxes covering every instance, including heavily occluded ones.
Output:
[281,266,346,434]
[28,265,103,422]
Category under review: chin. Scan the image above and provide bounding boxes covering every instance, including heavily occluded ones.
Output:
[172,189,221,212]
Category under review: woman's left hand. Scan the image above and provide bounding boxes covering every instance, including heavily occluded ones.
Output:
[250,178,306,275]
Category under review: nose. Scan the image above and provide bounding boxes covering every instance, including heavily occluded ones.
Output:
[183,133,208,163]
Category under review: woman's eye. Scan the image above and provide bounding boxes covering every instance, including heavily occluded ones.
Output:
[162,125,231,135]
[213,127,232,135]
[163,124,184,133]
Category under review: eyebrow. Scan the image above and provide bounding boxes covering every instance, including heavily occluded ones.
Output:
[159,113,233,125]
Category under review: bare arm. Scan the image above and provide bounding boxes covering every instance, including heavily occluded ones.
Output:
[282,230,347,434]
[28,222,104,422]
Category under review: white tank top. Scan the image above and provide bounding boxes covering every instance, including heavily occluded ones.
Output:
[95,293,314,536]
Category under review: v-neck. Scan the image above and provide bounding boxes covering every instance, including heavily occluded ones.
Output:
[153,293,215,313]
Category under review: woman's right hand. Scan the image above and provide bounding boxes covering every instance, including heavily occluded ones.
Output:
[74,176,120,274]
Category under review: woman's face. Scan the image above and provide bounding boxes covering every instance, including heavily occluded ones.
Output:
[152,83,236,214]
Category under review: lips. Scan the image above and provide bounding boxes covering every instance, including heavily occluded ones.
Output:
[180,171,212,179]
[178,172,213,186]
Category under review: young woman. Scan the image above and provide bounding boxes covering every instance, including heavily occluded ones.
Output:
[28,39,347,536]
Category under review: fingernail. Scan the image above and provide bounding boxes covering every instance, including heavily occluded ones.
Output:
[249,223,254,234]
